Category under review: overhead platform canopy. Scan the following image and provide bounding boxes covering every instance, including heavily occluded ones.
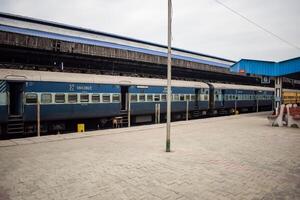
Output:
[0,12,234,68]
[231,57,300,79]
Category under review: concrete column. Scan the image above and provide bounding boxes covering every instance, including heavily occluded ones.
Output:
[275,77,282,115]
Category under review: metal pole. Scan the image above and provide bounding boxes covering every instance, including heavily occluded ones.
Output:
[128,93,131,127]
[166,0,172,152]
[186,100,189,121]
[37,99,40,137]
[155,104,158,123]
[257,97,259,112]
[275,77,282,115]
[234,90,237,114]
[158,104,160,123]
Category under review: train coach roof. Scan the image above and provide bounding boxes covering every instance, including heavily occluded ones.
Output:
[0,69,209,89]
[210,82,274,91]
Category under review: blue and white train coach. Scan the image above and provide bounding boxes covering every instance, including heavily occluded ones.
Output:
[208,82,274,114]
[0,69,210,135]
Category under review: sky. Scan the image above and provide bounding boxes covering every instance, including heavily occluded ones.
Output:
[0,0,299,61]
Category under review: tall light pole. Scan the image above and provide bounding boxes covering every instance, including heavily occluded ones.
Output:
[166,0,172,152]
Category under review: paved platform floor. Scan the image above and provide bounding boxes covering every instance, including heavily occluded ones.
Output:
[0,112,299,200]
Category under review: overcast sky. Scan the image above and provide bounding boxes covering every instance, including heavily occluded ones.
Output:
[0,0,299,61]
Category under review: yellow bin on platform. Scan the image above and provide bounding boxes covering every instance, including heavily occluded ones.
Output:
[77,123,85,133]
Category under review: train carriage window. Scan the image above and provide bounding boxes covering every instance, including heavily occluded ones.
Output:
[186,94,191,101]
[68,94,78,103]
[139,94,146,102]
[161,94,167,101]
[91,94,100,103]
[173,94,179,101]
[26,93,38,104]
[204,95,208,101]
[130,94,137,102]
[215,94,219,101]
[41,93,52,104]
[147,94,153,101]
[191,94,195,101]
[179,94,184,101]
[205,90,209,94]
[55,94,65,103]
[102,94,111,103]
[198,94,202,101]
[154,94,160,101]
[112,94,120,102]
[80,94,89,103]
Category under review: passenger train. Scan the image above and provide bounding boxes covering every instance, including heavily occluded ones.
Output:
[0,69,278,136]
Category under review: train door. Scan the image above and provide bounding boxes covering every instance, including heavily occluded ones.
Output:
[207,83,215,110]
[8,82,24,116]
[195,88,199,107]
[120,86,129,111]
[221,90,225,107]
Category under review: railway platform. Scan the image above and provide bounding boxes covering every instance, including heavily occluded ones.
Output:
[0,112,299,200]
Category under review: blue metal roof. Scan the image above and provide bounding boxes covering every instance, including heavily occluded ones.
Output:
[0,12,235,66]
[231,57,300,77]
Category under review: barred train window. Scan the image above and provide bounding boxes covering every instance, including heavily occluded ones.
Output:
[147,94,153,101]
[161,94,167,101]
[139,94,146,102]
[186,94,190,101]
[26,93,37,104]
[179,95,184,101]
[80,94,89,103]
[68,94,77,103]
[55,94,65,103]
[204,95,208,101]
[112,94,120,102]
[154,94,160,101]
[92,94,100,103]
[102,94,111,103]
[224,95,228,101]
[173,94,179,101]
[41,93,52,104]
[130,94,137,102]
[191,94,195,101]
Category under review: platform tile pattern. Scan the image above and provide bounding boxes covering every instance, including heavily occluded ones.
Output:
[0,113,299,200]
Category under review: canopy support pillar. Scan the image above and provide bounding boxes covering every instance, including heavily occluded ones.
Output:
[275,77,282,115]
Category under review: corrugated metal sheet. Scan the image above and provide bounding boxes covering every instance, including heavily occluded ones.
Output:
[0,12,235,63]
[0,24,231,68]
[230,57,300,76]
